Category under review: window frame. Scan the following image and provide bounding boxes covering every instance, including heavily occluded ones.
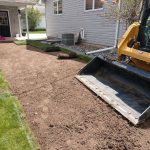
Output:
[53,0,63,15]
[84,0,104,12]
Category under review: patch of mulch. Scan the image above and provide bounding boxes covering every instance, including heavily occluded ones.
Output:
[56,43,105,53]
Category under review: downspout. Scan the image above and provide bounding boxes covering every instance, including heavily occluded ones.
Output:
[86,0,121,55]
[25,6,29,39]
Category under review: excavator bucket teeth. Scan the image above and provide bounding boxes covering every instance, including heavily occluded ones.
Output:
[76,56,150,125]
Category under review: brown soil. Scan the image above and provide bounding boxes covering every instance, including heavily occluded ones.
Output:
[0,43,150,150]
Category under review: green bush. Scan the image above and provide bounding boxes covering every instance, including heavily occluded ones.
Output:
[22,7,42,31]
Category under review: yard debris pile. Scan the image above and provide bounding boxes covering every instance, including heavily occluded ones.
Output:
[57,52,77,59]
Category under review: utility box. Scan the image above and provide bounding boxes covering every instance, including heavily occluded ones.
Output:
[62,33,75,46]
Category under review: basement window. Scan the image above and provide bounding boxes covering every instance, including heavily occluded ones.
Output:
[85,0,105,11]
[53,0,63,14]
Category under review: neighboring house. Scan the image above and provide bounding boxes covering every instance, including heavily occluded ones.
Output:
[0,0,35,38]
[21,3,46,30]
[34,4,46,29]
[44,0,125,46]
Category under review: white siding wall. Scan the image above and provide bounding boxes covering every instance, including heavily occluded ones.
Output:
[0,5,19,37]
[45,0,125,46]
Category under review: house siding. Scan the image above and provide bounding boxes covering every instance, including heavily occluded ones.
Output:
[0,5,19,37]
[45,0,125,46]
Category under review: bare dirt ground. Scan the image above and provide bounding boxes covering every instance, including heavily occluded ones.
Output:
[0,43,150,150]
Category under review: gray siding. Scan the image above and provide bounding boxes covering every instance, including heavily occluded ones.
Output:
[45,0,125,46]
[0,5,20,37]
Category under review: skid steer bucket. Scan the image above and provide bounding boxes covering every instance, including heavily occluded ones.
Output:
[76,56,150,125]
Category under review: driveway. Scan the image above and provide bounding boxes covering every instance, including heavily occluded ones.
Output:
[0,43,150,150]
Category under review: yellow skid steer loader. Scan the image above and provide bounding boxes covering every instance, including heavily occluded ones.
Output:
[76,0,150,125]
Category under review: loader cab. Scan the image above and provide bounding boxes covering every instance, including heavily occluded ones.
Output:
[138,0,150,51]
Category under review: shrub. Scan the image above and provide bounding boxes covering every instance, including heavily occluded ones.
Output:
[106,0,141,27]
[21,7,42,31]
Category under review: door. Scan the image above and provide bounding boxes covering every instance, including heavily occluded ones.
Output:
[0,11,11,37]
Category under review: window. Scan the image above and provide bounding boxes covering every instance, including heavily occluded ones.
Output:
[0,12,9,26]
[53,0,63,14]
[58,0,63,14]
[53,1,57,14]
[86,0,93,10]
[85,0,105,11]
[95,0,104,9]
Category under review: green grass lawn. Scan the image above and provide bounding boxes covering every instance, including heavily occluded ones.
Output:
[14,40,27,45]
[14,40,92,63]
[0,73,39,150]
[29,31,46,34]
[14,40,50,51]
